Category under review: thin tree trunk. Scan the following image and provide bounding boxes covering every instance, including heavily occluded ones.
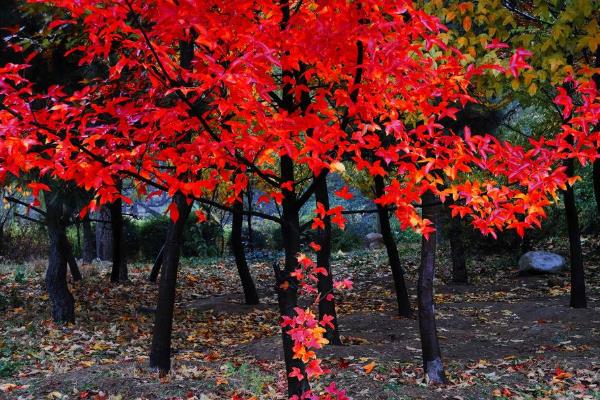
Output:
[148,245,164,283]
[45,193,75,323]
[418,190,446,383]
[109,182,127,282]
[374,175,412,317]
[82,215,95,263]
[95,207,112,261]
[232,199,259,304]
[246,185,254,251]
[66,240,82,281]
[149,193,193,374]
[446,204,468,284]
[314,173,342,344]
[277,155,310,397]
[563,157,587,308]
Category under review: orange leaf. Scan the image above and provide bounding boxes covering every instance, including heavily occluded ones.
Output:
[463,16,472,32]
[363,361,376,374]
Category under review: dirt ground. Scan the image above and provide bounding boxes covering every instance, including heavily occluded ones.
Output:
[0,238,599,399]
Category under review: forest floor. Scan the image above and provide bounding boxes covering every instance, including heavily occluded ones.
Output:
[0,237,599,400]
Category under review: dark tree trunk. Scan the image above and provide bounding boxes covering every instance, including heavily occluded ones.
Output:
[313,173,342,344]
[446,205,468,284]
[374,175,412,317]
[277,155,310,397]
[246,185,254,251]
[95,206,112,261]
[82,215,95,263]
[563,157,587,308]
[232,200,259,304]
[109,183,127,282]
[45,193,75,323]
[148,245,164,283]
[418,191,446,384]
[149,193,193,374]
[66,241,82,281]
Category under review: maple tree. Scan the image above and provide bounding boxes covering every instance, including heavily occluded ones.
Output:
[1,0,599,398]
[422,0,600,308]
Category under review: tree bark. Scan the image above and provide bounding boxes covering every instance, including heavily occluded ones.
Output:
[95,206,112,261]
[66,240,82,281]
[82,215,95,263]
[148,245,164,283]
[418,191,446,384]
[246,185,254,251]
[313,173,342,344]
[45,193,75,323]
[149,193,193,374]
[374,175,412,317]
[232,199,259,304]
[109,182,127,282]
[563,157,587,308]
[277,155,310,397]
[446,204,468,284]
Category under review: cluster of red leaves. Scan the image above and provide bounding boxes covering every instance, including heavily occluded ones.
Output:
[0,0,593,237]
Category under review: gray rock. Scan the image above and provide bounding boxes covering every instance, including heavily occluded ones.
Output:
[365,232,384,249]
[518,251,567,274]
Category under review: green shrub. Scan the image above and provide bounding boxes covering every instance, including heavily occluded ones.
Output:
[266,224,284,250]
[331,226,363,252]
[0,222,48,262]
[137,215,223,260]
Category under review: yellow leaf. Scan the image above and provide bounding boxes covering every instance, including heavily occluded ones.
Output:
[528,83,538,96]
[329,161,346,174]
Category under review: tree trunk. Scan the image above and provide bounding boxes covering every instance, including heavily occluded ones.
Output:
[277,155,310,397]
[563,157,587,308]
[95,206,112,261]
[232,200,259,304]
[149,193,193,374]
[45,193,75,323]
[374,175,412,317]
[82,215,95,263]
[66,240,82,281]
[148,245,164,283]
[446,204,468,284]
[246,185,254,251]
[418,191,446,384]
[314,173,342,344]
[109,184,127,282]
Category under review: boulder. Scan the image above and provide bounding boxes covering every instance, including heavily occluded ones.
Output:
[365,232,384,249]
[518,251,567,274]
